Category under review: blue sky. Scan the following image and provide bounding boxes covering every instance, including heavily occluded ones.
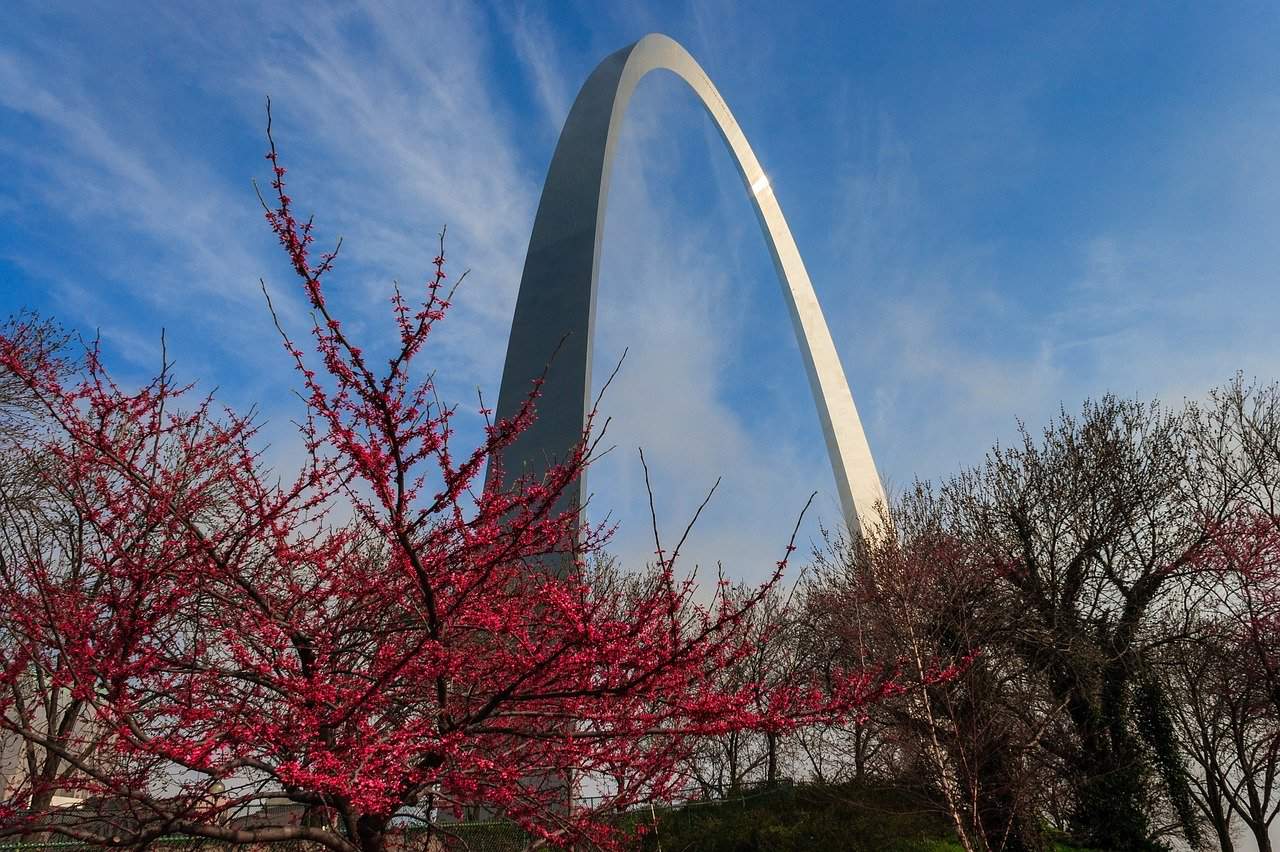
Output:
[3,1,1280,584]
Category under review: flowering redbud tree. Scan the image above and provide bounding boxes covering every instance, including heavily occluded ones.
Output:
[0,118,903,852]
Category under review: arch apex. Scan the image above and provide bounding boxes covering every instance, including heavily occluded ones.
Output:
[495,34,887,537]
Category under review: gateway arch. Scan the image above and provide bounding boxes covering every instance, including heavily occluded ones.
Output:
[495,33,886,536]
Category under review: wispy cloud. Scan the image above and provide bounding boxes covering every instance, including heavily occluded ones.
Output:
[0,45,285,360]
[1,1,834,583]
[5,1,1280,593]
[507,4,575,139]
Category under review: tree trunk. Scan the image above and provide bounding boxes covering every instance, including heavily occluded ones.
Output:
[765,732,779,788]
[1203,769,1236,852]
[967,750,1044,852]
[1248,820,1273,852]
[21,786,58,844]
[726,732,738,793]
[1053,663,1159,852]
[1209,807,1237,852]
[355,814,389,852]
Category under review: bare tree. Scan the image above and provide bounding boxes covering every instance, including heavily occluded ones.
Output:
[1166,378,1280,852]
[811,494,1063,852]
[679,580,805,795]
[935,396,1219,851]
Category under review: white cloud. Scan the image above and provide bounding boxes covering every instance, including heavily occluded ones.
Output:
[10,1,1279,593]
[1,2,832,587]
[507,4,575,139]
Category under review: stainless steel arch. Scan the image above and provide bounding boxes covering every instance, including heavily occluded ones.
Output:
[495,33,886,535]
